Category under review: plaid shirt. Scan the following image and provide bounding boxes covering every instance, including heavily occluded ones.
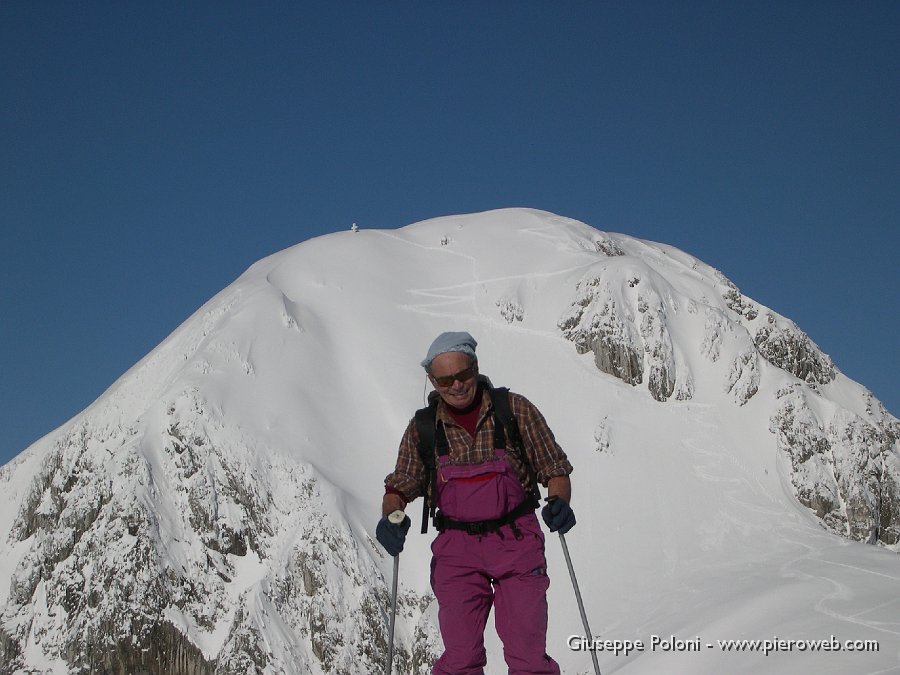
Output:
[384,385,573,502]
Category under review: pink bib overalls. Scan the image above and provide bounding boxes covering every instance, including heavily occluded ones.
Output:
[430,448,561,675]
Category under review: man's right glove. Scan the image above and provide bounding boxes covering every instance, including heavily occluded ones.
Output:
[542,496,576,534]
[376,513,411,556]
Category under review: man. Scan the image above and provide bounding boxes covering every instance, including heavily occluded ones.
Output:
[377,331,576,675]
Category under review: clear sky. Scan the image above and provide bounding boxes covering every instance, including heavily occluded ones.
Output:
[2,1,898,466]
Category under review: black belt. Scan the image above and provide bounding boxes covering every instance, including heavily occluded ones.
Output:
[433,494,539,536]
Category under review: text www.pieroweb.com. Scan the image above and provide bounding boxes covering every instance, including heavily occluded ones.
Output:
[718,636,879,655]
[568,634,880,656]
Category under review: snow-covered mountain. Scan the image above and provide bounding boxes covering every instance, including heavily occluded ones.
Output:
[1,208,898,674]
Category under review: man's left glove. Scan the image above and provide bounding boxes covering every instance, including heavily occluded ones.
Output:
[376,514,411,556]
[542,496,576,534]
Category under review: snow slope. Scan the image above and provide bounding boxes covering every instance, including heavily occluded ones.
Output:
[1,208,898,674]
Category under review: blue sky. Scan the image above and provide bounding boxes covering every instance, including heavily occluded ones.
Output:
[2,1,898,466]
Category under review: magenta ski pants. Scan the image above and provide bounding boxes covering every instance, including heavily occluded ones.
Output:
[430,450,560,675]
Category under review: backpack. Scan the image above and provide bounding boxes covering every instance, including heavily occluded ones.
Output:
[414,381,542,534]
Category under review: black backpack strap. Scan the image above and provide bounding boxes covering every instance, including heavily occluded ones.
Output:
[488,387,519,448]
[414,395,441,534]
[487,387,541,504]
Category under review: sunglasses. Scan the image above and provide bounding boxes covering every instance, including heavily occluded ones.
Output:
[430,367,477,388]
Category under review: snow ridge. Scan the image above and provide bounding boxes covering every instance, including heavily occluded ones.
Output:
[1,208,897,674]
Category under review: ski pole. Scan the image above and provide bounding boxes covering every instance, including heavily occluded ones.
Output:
[558,532,601,675]
[385,510,405,675]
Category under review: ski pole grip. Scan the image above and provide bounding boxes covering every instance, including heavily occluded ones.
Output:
[388,510,406,524]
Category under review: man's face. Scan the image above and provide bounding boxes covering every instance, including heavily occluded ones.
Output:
[428,351,478,409]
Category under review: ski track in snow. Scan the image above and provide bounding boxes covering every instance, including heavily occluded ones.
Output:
[795,556,900,637]
[377,223,601,330]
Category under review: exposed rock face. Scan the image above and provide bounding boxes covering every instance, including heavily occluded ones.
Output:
[554,231,898,547]
[559,279,643,385]
[720,278,759,320]
[769,386,900,545]
[496,297,524,323]
[2,408,216,673]
[726,349,760,406]
[594,237,626,257]
[557,262,685,403]
[0,387,439,674]
[754,321,836,385]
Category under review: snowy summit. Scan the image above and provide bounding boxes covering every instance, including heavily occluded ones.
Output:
[1,209,898,674]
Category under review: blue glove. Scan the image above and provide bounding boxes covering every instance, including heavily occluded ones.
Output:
[542,496,576,534]
[376,514,411,556]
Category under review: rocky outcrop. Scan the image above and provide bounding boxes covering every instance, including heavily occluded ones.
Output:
[726,349,760,406]
[556,253,897,547]
[1,410,227,673]
[558,267,687,402]
[720,277,759,321]
[496,297,524,323]
[754,319,836,385]
[593,237,626,257]
[770,385,900,545]
[639,291,676,402]
[559,277,644,386]
[0,386,438,674]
